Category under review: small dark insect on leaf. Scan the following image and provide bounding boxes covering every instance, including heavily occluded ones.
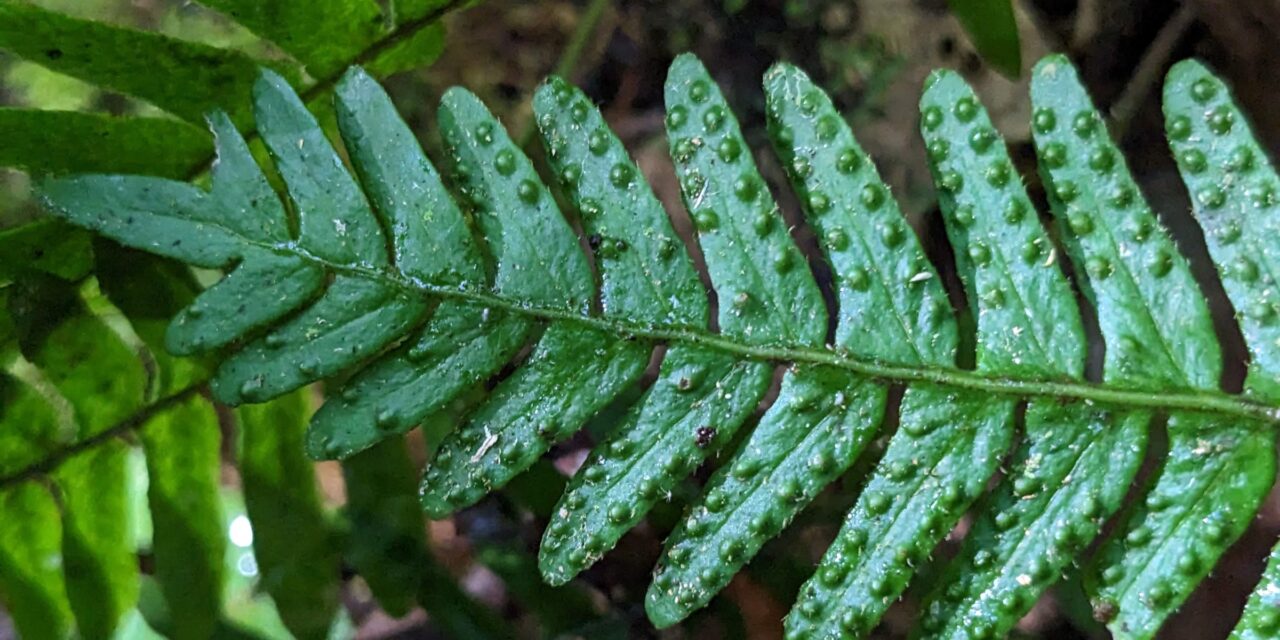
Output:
[588,233,602,250]
[695,426,716,448]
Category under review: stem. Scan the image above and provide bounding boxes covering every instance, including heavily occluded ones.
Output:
[517,0,611,148]
[238,239,1280,425]
[0,382,206,489]
[1109,3,1197,141]
[300,0,472,104]
[550,0,611,82]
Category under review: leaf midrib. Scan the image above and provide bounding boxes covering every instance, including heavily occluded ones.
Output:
[0,382,205,489]
[254,234,1280,424]
[6,224,1276,494]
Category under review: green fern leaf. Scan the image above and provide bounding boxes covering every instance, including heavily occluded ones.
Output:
[0,481,72,640]
[421,323,649,515]
[535,75,708,328]
[417,70,698,514]
[8,275,147,437]
[1233,542,1280,639]
[788,386,1014,639]
[0,372,65,479]
[763,66,978,638]
[1065,58,1280,639]
[541,346,771,585]
[304,69,529,459]
[910,55,1211,638]
[1026,58,1220,541]
[342,438,432,617]
[139,396,224,640]
[0,109,213,178]
[764,63,956,367]
[1087,414,1273,638]
[210,70,430,405]
[29,50,1280,639]
[38,108,327,358]
[1033,57,1220,388]
[668,54,826,346]
[238,391,340,640]
[54,440,137,640]
[419,80,654,525]
[310,300,533,459]
[918,403,1148,638]
[653,365,885,628]
[924,70,1086,378]
[641,59,835,617]
[544,53,828,587]
[344,436,513,637]
[1164,60,1280,400]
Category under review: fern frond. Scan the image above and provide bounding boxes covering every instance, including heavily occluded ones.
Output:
[26,50,1280,639]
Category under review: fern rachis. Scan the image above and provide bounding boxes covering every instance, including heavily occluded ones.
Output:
[28,51,1280,639]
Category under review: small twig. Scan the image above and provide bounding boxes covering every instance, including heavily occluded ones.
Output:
[551,0,612,82]
[1071,0,1102,50]
[1109,2,1197,142]
[517,0,612,148]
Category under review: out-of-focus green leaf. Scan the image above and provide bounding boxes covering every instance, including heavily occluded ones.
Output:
[238,391,340,640]
[395,0,461,22]
[0,481,73,640]
[476,542,606,637]
[947,0,1021,77]
[139,395,225,640]
[343,437,510,637]
[5,60,96,110]
[0,288,13,353]
[93,240,212,395]
[54,440,138,640]
[0,219,92,281]
[219,490,312,640]
[0,372,67,478]
[363,21,445,77]
[0,1,293,126]
[341,437,428,617]
[8,274,146,437]
[0,109,211,178]
[195,0,383,79]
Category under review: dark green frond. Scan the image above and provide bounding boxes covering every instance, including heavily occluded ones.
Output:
[17,50,1280,640]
